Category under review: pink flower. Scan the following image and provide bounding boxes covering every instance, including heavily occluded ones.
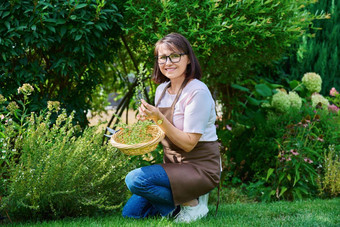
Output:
[328,104,339,114]
[304,158,313,164]
[330,87,339,96]
[290,149,299,156]
[286,157,291,161]
[317,137,324,142]
[0,114,4,120]
[226,125,232,131]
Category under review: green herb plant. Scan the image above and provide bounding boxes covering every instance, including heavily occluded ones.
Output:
[319,144,340,197]
[0,84,133,221]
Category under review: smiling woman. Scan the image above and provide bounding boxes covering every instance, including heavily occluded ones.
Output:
[122,33,221,223]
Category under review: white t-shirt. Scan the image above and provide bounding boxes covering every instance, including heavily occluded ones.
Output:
[155,79,218,142]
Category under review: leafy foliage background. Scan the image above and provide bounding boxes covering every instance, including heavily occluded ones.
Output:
[0,0,122,127]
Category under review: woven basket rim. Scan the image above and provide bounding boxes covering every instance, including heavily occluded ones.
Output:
[110,124,164,151]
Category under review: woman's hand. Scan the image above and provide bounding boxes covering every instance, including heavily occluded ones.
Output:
[138,99,201,152]
[137,99,162,123]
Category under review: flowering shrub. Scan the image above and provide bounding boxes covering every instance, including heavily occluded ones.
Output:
[266,114,325,200]
[0,85,133,221]
[219,72,339,201]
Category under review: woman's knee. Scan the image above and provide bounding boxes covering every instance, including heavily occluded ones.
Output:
[125,168,144,193]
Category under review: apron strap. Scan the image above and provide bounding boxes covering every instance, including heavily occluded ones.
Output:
[155,82,171,107]
[155,78,190,109]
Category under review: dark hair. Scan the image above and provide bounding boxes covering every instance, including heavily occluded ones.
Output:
[152,33,202,84]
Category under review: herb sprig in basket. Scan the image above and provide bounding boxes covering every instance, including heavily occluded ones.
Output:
[110,73,165,155]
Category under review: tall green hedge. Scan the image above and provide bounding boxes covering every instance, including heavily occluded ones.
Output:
[0,0,122,127]
[287,0,340,95]
[266,0,340,95]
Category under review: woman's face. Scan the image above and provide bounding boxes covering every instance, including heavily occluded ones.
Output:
[157,44,190,81]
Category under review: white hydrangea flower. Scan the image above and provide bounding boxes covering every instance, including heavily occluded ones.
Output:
[288,91,302,110]
[311,93,329,109]
[271,90,290,113]
[302,72,322,93]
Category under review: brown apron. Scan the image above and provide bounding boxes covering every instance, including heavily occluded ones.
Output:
[156,79,221,206]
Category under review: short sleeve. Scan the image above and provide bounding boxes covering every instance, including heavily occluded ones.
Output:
[183,89,213,134]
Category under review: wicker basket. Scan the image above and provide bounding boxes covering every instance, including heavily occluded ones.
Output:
[110,125,165,155]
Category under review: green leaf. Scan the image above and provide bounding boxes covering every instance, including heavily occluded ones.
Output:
[269,84,283,89]
[278,173,285,183]
[294,188,303,200]
[231,83,250,93]
[266,168,274,181]
[47,26,56,33]
[290,80,303,91]
[287,174,291,181]
[2,11,10,18]
[75,4,88,9]
[247,96,262,106]
[4,21,10,30]
[237,101,247,108]
[56,19,66,25]
[95,24,103,31]
[44,18,57,23]
[299,186,309,195]
[293,164,300,186]
[60,26,67,37]
[75,34,82,41]
[279,186,287,197]
[255,83,272,97]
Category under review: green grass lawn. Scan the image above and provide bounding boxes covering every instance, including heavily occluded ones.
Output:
[5,198,340,227]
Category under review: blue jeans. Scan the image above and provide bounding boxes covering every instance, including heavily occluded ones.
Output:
[122,164,176,218]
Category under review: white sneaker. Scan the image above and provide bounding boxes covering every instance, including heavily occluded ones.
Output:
[199,193,209,207]
[174,203,209,223]
[164,206,180,219]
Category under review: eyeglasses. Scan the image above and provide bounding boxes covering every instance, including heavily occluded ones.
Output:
[157,53,186,64]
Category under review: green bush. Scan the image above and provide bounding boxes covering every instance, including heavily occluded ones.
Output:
[0,0,122,127]
[0,89,133,221]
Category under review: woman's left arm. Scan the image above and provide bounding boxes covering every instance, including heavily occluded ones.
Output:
[139,99,202,152]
